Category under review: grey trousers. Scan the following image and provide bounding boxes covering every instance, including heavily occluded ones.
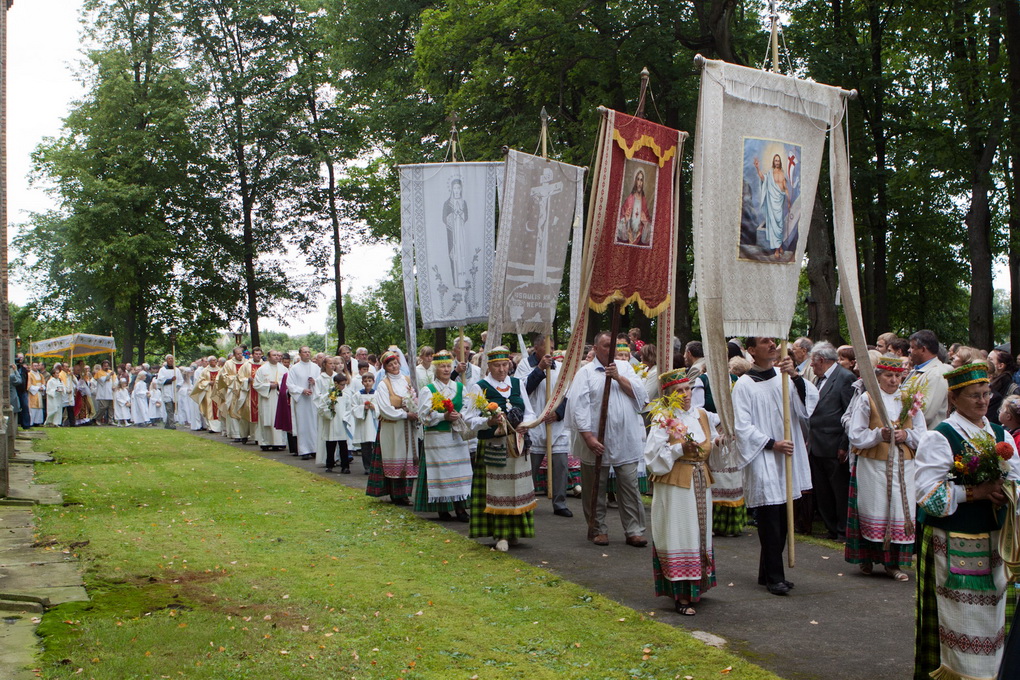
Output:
[163,400,176,429]
[531,450,569,511]
[95,399,113,424]
[580,460,646,538]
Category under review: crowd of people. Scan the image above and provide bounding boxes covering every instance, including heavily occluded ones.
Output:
[17,326,1020,679]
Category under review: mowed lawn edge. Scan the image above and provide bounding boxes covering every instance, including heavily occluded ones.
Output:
[31,428,781,680]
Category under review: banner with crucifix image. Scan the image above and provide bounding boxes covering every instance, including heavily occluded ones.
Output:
[486,150,585,342]
[399,162,501,350]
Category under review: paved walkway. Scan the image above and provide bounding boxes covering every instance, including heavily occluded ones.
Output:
[0,432,88,680]
[192,430,915,680]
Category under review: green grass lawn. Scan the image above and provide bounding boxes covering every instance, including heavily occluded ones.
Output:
[31,428,781,679]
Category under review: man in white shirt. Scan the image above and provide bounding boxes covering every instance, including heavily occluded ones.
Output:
[905,329,952,430]
[566,331,649,547]
[156,355,184,430]
[94,360,115,425]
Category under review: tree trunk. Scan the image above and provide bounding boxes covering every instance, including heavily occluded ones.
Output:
[805,194,843,344]
[123,297,138,366]
[867,1,889,335]
[966,164,998,349]
[1006,0,1020,353]
[233,93,260,349]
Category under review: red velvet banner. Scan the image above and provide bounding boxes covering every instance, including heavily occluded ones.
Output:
[588,110,680,317]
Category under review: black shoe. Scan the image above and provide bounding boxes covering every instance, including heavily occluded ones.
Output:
[324,468,336,474]
[766,582,790,596]
[300,454,312,460]
[782,580,795,590]
[455,510,470,523]
[340,467,351,474]
[438,511,453,521]
[553,507,573,518]
[392,497,410,506]
[233,438,243,443]
[260,446,270,451]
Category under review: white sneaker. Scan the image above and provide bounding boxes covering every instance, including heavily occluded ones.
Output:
[495,539,509,552]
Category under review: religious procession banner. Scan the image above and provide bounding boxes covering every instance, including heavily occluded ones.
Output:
[31,333,116,358]
[486,150,585,343]
[523,108,686,427]
[399,162,501,355]
[691,57,874,437]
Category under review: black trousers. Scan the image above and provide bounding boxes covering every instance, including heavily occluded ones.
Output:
[809,455,850,537]
[359,442,373,470]
[64,405,76,426]
[325,440,350,470]
[756,503,788,586]
[286,432,298,454]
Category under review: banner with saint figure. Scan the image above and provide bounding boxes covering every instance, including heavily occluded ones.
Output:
[587,109,682,317]
[399,162,501,354]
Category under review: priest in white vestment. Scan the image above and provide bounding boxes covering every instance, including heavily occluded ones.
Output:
[253,350,288,450]
[286,346,321,460]
[44,365,66,426]
[732,336,818,596]
[131,371,151,426]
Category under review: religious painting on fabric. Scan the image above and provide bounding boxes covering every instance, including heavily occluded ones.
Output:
[398,162,501,342]
[740,137,802,264]
[588,109,680,316]
[488,150,585,337]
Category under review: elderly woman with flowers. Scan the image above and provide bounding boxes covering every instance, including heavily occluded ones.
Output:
[913,362,1020,680]
[643,368,722,616]
[464,346,536,552]
[845,356,927,581]
[365,350,420,506]
[415,350,471,522]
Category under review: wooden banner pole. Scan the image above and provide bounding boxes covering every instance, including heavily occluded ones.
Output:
[589,302,622,539]
[781,338,795,568]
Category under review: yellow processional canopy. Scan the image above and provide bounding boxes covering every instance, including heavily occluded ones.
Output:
[30,333,117,361]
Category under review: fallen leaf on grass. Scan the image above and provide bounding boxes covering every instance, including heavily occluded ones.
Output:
[618,618,626,622]
[573,642,581,648]
[721,667,732,674]
[810,620,818,625]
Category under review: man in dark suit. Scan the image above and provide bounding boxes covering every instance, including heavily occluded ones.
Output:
[806,341,856,540]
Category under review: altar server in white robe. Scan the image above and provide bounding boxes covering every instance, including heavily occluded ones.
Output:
[286,346,320,460]
[732,336,818,596]
[313,356,342,468]
[316,370,353,473]
[148,376,165,425]
[114,377,132,426]
[253,350,288,449]
[131,371,151,426]
[350,372,379,473]
[44,365,66,426]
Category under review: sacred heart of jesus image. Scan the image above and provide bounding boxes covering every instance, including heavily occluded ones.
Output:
[739,136,801,264]
[615,157,657,248]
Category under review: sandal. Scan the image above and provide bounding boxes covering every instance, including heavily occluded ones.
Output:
[888,569,909,582]
[674,600,696,616]
[859,563,873,576]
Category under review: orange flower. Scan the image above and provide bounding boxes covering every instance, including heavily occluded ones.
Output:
[487,402,500,411]
[995,441,1014,460]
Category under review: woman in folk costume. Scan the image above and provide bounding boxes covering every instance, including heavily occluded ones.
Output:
[464,346,536,552]
[914,362,1020,680]
[644,368,722,616]
[415,350,472,522]
[366,350,419,506]
[844,355,926,581]
[113,377,131,426]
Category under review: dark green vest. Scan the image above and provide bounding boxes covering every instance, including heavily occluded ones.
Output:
[424,381,463,433]
[477,378,524,440]
[923,421,1007,533]
[699,374,716,413]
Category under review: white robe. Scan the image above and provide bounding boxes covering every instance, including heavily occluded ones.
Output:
[314,372,348,465]
[148,381,165,422]
[732,370,818,508]
[252,363,287,446]
[131,380,150,424]
[514,357,569,453]
[286,360,321,455]
[375,373,420,478]
[45,377,65,426]
[349,389,379,445]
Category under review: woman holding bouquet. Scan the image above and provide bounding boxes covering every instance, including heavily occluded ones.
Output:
[643,368,721,616]
[845,356,926,581]
[415,350,471,522]
[366,350,420,506]
[914,362,1020,680]
[465,346,536,552]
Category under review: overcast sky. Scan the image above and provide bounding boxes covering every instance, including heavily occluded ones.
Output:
[6,0,395,336]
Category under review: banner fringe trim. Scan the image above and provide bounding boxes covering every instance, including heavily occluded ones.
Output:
[589,291,671,318]
[612,129,676,167]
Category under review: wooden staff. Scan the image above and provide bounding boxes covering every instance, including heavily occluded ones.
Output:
[589,302,623,539]
[781,338,795,568]
[538,108,554,499]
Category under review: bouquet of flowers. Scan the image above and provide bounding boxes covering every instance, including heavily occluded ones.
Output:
[648,392,697,446]
[430,391,455,414]
[473,392,508,434]
[325,387,342,418]
[633,364,650,380]
[895,381,927,427]
[951,431,1014,485]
